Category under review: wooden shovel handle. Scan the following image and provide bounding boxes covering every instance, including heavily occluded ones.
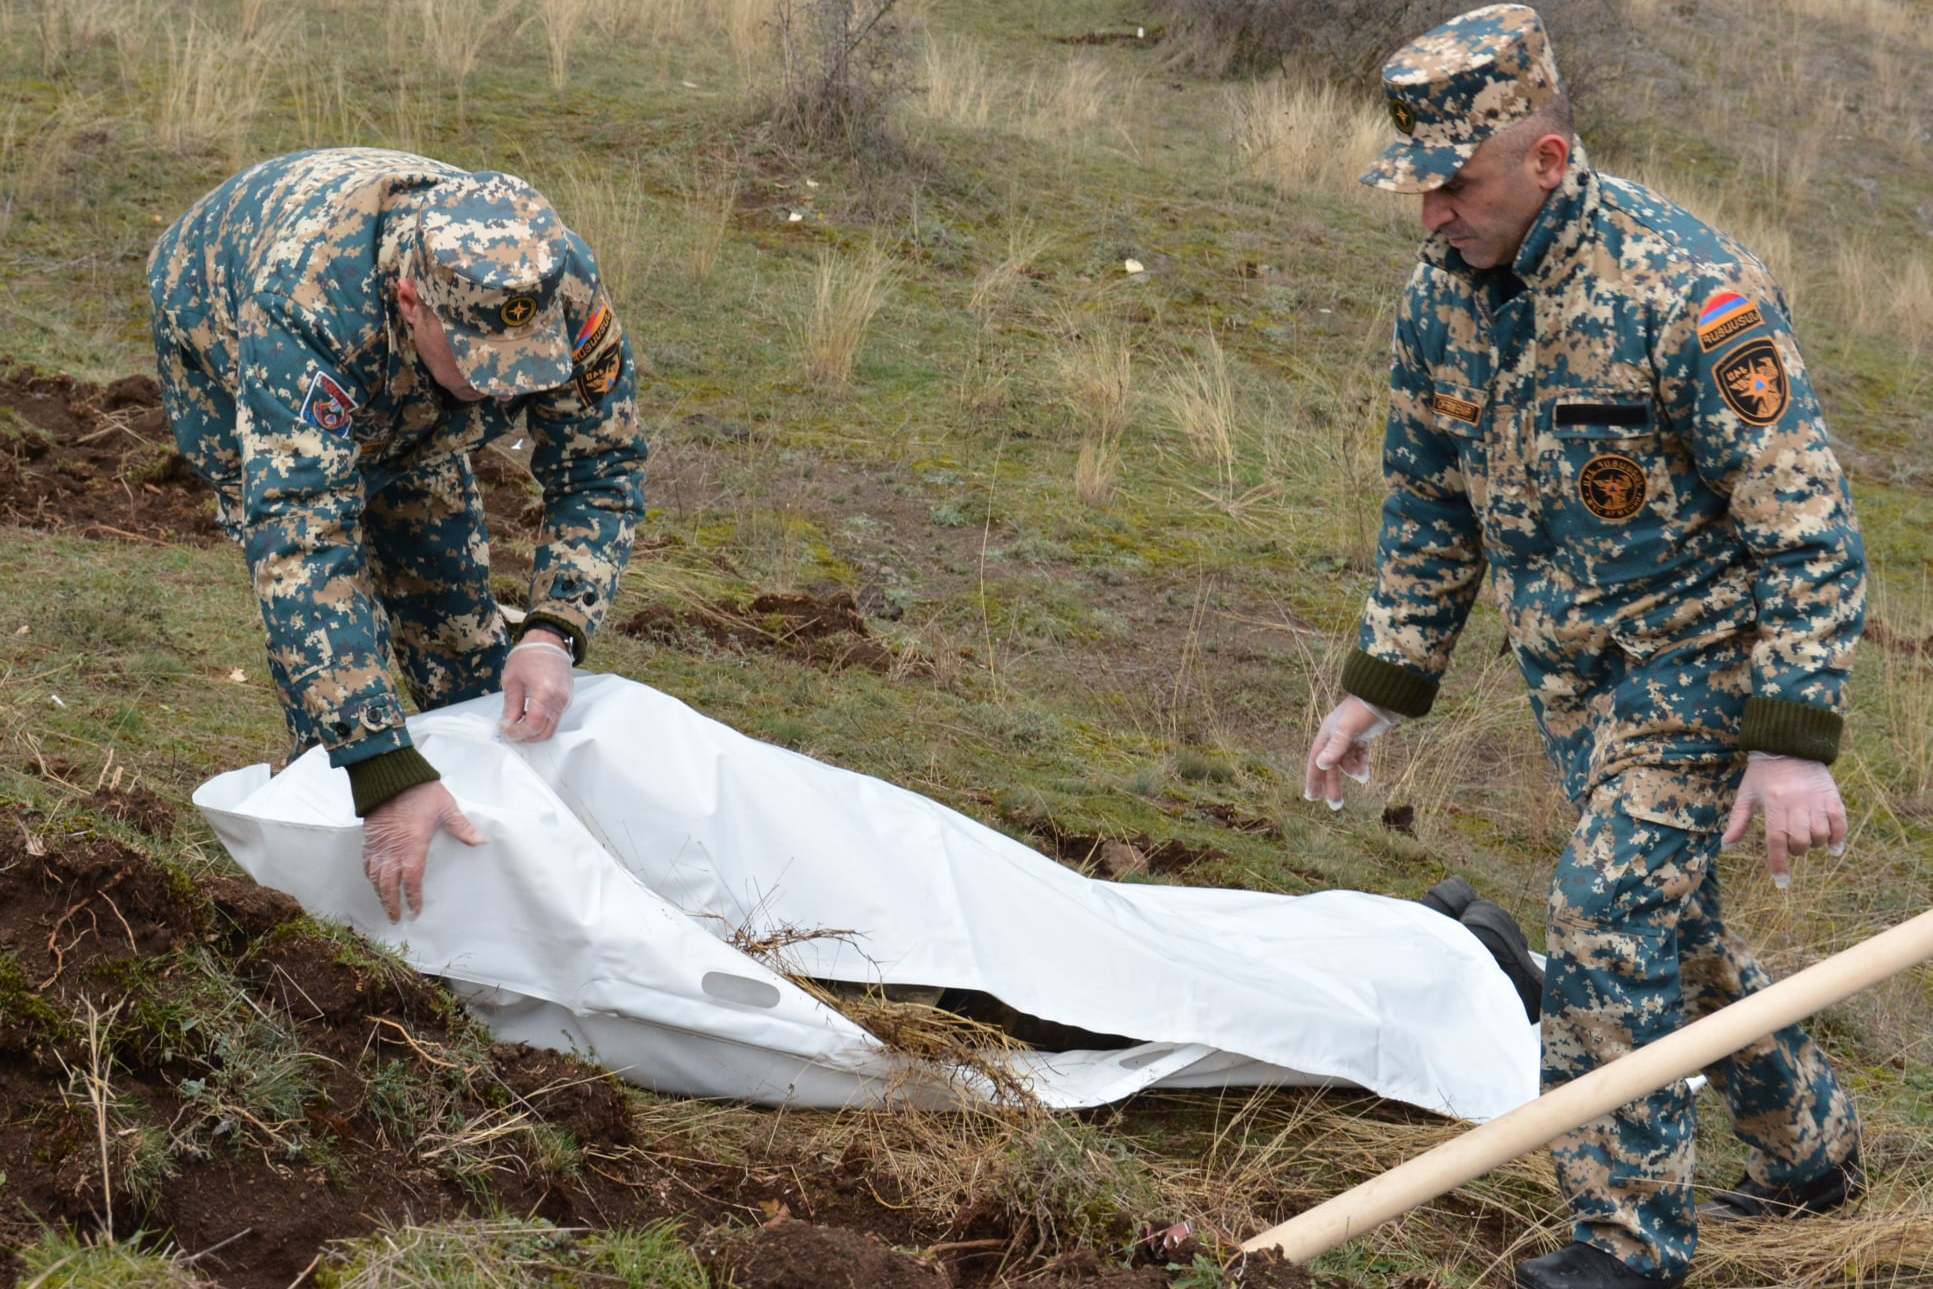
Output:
[1243,908,1933,1263]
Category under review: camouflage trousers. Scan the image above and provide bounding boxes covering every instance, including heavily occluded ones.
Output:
[1542,773,1860,1280]
[152,326,510,758]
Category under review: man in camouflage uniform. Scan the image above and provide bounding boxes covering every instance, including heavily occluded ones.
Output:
[1302,7,1865,1286]
[149,148,644,923]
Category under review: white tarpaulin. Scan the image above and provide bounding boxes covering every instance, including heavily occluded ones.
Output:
[193,673,1539,1119]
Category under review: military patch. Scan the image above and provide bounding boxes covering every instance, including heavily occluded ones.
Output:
[574,341,623,405]
[1697,291,1764,352]
[1390,97,1417,136]
[572,304,612,361]
[1578,454,1647,521]
[500,294,539,328]
[1433,391,1482,424]
[298,369,358,433]
[1715,337,1788,425]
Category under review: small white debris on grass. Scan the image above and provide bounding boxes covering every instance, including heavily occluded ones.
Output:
[227,668,247,684]
[1137,26,1146,37]
[48,694,65,709]
[681,79,699,89]
[1123,257,1144,273]
[805,178,820,188]
[12,624,26,636]
[787,210,805,223]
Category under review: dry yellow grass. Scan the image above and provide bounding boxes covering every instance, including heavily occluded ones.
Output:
[1157,330,1239,500]
[1021,54,1112,143]
[152,17,275,163]
[920,34,994,131]
[535,0,595,94]
[1055,324,1134,505]
[1230,76,1390,207]
[800,244,895,387]
[967,224,1050,320]
[680,165,738,285]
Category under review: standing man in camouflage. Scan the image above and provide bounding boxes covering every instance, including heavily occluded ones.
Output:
[150,148,644,924]
[1302,7,1865,1286]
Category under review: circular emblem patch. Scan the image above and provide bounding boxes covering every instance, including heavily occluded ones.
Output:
[1390,97,1417,136]
[1579,454,1647,521]
[499,295,538,328]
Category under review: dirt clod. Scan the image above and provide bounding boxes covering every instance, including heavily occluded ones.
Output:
[0,367,219,545]
[702,1221,951,1289]
[619,589,925,675]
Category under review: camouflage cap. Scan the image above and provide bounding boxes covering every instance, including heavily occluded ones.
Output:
[415,171,573,397]
[1361,4,1564,194]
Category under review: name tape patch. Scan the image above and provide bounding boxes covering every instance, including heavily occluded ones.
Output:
[299,369,358,434]
[1432,391,1483,424]
[1697,291,1764,352]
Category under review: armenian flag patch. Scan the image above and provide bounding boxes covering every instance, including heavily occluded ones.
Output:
[1697,291,1764,352]
[299,369,358,434]
[573,304,612,361]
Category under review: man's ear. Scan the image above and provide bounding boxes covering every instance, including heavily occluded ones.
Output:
[1533,132,1570,192]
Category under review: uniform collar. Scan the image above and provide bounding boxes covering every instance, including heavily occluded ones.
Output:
[1418,140,1598,293]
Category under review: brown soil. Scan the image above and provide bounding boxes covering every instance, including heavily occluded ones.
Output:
[0,804,1301,1287]
[618,589,927,676]
[1032,824,1229,879]
[0,368,220,545]
[701,1220,951,1288]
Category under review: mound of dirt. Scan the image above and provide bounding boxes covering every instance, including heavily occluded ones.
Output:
[619,589,926,676]
[0,812,683,1288]
[0,368,220,545]
[701,1220,951,1289]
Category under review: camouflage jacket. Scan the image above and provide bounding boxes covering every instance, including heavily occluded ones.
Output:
[148,148,644,769]
[1342,145,1865,813]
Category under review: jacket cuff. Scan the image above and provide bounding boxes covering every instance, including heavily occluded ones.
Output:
[346,747,441,817]
[1738,696,1843,765]
[1341,649,1438,719]
[517,612,587,664]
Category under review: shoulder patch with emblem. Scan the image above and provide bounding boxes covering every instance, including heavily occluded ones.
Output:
[299,370,358,433]
[1579,454,1647,520]
[1432,391,1482,424]
[1714,337,1788,425]
[1697,290,1764,352]
[575,341,623,405]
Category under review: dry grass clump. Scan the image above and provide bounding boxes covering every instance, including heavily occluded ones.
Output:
[1056,324,1135,505]
[799,244,896,387]
[1156,330,1239,501]
[1021,55,1112,143]
[553,170,658,315]
[414,0,521,116]
[535,0,595,94]
[152,16,276,162]
[1230,76,1389,206]
[920,34,994,130]
[681,164,739,285]
[968,225,1051,321]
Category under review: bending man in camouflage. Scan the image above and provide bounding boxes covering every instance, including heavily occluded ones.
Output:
[1302,8,1863,1286]
[149,148,644,922]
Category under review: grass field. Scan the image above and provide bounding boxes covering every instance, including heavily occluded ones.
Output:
[2,0,1931,1283]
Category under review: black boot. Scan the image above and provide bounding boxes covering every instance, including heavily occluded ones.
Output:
[1515,1242,1684,1288]
[1461,897,1544,1023]
[1418,874,1477,919]
[1699,1152,1863,1222]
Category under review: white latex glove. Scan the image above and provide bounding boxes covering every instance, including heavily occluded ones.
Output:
[1303,696,1399,812]
[500,633,574,743]
[362,780,486,921]
[1721,751,1847,889]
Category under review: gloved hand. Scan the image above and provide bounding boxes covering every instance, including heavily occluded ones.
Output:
[362,780,486,921]
[1303,696,1399,812]
[500,632,574,743]
[1721,751,1848,889]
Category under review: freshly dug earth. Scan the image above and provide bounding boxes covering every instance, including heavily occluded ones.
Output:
[0,369,219,545]
[620,588,927,675]
[0,797,1320,1287]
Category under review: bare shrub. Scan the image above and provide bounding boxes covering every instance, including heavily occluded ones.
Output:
[799,244,895,386]
[768,0,908,158]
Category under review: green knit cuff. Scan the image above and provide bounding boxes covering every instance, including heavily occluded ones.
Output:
[1341,649,1439,719]
[1738,696,1843,765]
[347,747,441,817]
[517,612,587,665]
